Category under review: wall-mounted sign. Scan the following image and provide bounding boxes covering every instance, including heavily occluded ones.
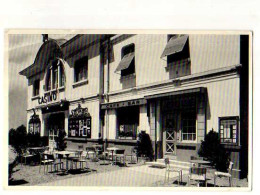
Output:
[38,91,57,104]
[101,98,146,109]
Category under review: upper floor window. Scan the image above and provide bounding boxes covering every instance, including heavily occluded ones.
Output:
[219,116,239,145]
[115,43,135,77]
[161,35,191,79]
[45,59,65,91]
[74,56,88,83]
[33,79,40,97]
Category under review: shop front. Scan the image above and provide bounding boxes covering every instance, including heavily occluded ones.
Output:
[41,101,69,149]
[145,87,206,161]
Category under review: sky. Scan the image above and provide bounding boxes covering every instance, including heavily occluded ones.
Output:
[8,34,76,130]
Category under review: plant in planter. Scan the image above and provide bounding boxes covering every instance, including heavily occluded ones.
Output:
[136,131,154,161]
[198,129,230,172]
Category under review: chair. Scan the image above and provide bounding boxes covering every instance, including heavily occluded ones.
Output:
[164,158,182,185]
[21,149,34,165]
[39,153,55,174]
[86,147,96,159]
[71,150,88,170]
[53,153,64,172]
[188,167,207,187]
[214,162,233,187]
[126,148,138,164]
[114,149,126,166]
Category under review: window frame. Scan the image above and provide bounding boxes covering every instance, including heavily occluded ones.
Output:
[181,109,197,143]
[45,59,66,92]
[74,56,88,83]
[116,106,139,140]
[33,79,40,97]
[120,43,135,77]
[219,116,239,145]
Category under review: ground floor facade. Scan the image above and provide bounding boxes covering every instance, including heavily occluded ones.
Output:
[26,66,247,179]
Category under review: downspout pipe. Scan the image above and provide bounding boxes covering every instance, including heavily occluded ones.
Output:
[105,37,110,149]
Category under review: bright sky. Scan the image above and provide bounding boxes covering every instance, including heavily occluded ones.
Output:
[8,34,76,129]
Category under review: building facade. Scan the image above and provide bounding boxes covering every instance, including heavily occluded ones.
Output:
[20,34,249,179]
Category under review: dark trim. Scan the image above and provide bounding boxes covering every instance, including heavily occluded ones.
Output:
[66,137,100,142]
[145,87,205,100]
[106,139,137,144]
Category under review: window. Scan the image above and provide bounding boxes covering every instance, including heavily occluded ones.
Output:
[219,116,239,144]
[162,35,191,79]
[33,79,40,96]
[45,59,66,91]
[28,113,41,134]
[121,44,135,76]
[114,44,135,76]
[117,106,139,139]
[182,111,196,141]
[74,56,88,82]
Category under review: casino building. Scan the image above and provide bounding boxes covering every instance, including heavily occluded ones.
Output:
[19,33,249,178]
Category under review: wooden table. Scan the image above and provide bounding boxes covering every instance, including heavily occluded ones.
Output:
[190,159,211,167]
[106,147,120,165]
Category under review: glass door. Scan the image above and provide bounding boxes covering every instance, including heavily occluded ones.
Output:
[48,113,64,150]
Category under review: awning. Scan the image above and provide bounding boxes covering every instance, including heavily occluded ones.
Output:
[144,87,206,100]
[114,52,135,73]
[160,35,189,58]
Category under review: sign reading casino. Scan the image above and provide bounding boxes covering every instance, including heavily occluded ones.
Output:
[38,91,57,105]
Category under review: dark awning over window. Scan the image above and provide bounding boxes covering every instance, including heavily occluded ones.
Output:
[160,35,189,58]
[114,52,135,73]
[144,87,205,100]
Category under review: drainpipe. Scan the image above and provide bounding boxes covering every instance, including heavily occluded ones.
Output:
[105,37,110,149]
[155,101,157,161]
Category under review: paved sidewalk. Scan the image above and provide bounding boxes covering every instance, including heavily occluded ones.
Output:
[39,165,187,187]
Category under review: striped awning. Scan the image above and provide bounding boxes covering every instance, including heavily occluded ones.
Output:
[161,35,189,58]
[144,87,205,100]
[114,52,135,73]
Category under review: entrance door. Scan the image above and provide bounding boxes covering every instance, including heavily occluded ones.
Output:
[163,112,178,155]
[48,113,65,149]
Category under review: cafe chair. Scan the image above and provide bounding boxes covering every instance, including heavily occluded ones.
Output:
[21,149,35,165]
[214,162,233,187]
[53,153,64,172]
[86,147,96,159]
[188,167,207,187]
[71,150,88,170]
[39,153,55,174]
[164,158,182,185]
[126,148,138,164]
[114,149,126,166]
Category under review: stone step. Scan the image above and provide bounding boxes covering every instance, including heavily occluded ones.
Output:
[164,154,177,160]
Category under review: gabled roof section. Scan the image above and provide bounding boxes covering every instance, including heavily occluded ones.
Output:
[19,39,64,78]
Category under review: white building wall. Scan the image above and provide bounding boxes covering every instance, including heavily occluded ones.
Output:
[108,34,240,93]
[204,77,240,134]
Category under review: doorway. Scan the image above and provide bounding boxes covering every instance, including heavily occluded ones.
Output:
[47,113,65,149]
[163,112,179,156]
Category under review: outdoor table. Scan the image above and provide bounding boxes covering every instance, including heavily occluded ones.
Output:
[190,159,211,167]
[28,146,47,165]
[106,147,120,165]
[55,151,76,172]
